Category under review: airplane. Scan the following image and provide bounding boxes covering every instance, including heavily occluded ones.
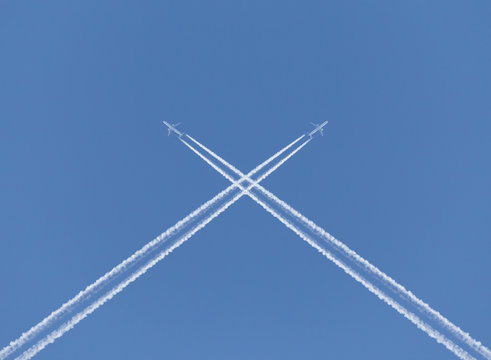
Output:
[163,121,184,137]
[308,121,328,138]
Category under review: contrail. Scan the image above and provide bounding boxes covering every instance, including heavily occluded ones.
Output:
[249,191,476,360]
[0,135,306,360]
[181,137,311,190]
[15,137,310,360]
[15,187,249,360]
[1,192,234,360]
[255,188,491,360]
[183,135,489,359]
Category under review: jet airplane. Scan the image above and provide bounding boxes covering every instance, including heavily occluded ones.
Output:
[163,121,184,137]
[308,121,328,138]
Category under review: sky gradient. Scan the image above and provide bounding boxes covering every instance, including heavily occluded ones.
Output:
[1,1,490,359]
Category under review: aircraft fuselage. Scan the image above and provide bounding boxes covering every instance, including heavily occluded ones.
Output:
[308,121,328,138]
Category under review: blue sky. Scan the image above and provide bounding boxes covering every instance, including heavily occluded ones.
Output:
[1,1,490,359]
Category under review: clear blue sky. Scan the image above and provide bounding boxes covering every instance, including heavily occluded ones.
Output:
[1,1,490,359]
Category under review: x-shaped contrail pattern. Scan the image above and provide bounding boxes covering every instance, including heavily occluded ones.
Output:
[1,125,489,360]
[179,129,489,360]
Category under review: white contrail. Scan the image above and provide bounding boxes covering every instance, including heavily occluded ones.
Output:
[0,192,227,360]
[15,188,246,360]
[181,137,311,189]
[249,191,475,360]
[8,135,309,360]
[0,190,235,360]
[0,135,305,360]
[256,190,491,359]
[187,135,252,177]
[184,136,488,359]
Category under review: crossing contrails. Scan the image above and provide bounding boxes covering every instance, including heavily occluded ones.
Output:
[1,123,488,360]
[0,135,309,360]
[181,132,490,360]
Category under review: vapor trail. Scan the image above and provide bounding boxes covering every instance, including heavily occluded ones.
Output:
[1,194,231,360]
[256,188,491,360]
[15,137,310,360]
[249,192,475,360]
[15,187,246,360]
[1,135,305,360]
[181,137,311,189]
[184,135,489,359]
